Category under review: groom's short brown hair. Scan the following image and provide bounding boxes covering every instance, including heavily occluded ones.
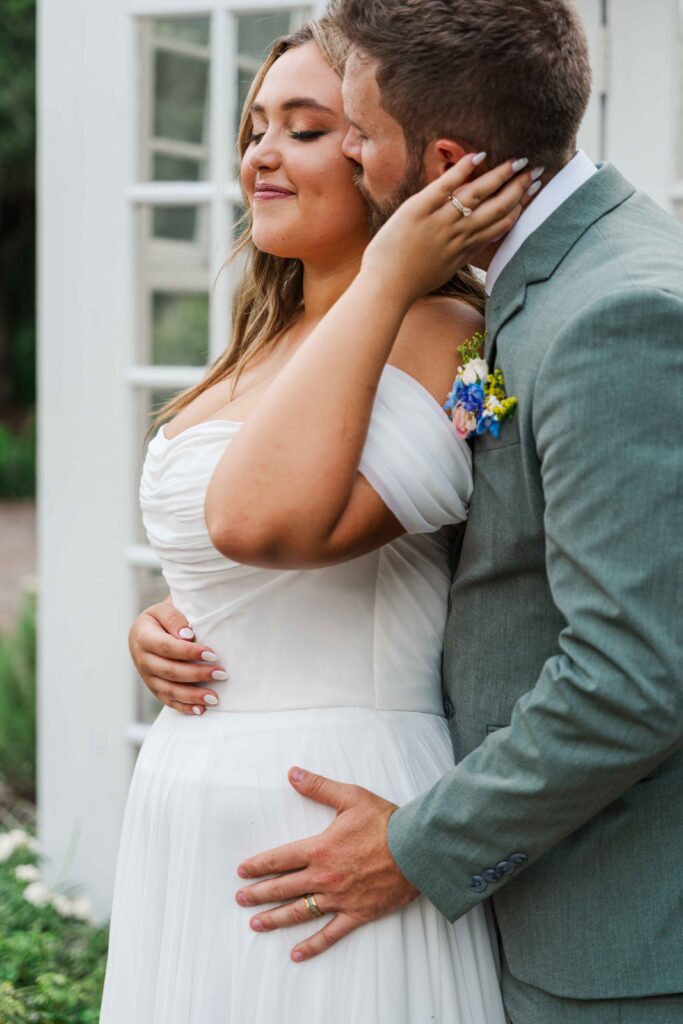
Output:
[334,0,592,172]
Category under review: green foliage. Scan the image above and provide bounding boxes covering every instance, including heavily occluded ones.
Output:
[0,0,36,411]
[0,412,36,498]
[0,835,109,1022]
[0,592,36,801]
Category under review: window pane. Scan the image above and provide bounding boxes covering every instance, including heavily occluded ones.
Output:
[153,153,203,183]
[152,292,209,367]
[154,16,210,47]
[137,204,211,366]
[139,16,211,181]
[237,12,293,59]
[154,50,209,145]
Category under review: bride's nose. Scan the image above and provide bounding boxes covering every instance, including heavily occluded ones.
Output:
[247,134,281,173]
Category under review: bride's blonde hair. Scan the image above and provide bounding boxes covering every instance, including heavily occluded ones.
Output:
[146,17,483,443]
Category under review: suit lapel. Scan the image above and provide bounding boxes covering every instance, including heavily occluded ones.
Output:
[484,164,636,362]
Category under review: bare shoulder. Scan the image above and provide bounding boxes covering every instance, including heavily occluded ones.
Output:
[388,295,485,406]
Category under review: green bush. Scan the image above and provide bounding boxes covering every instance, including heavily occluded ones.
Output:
[0,829,109,1022]
[0,414,36,499]
[0,592,37,801]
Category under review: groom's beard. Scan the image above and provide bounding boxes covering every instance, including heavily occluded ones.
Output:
[353,153,427,237]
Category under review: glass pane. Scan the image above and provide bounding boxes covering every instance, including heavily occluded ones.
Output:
[139,16,211,181]
[137,204,211,366]
[153,16,210,47]
[154,50,210,145]
[153,153,203,182]
[134,565,168,726]
[152,292,209,367]
[152,206,201,242]
[237,11,293,59]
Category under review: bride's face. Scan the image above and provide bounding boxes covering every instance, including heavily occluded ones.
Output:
[241,42,369,263]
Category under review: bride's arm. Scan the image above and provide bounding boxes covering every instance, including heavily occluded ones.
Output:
[205,156,534,568]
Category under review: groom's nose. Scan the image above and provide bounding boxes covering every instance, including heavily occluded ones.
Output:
[342,125,362,164]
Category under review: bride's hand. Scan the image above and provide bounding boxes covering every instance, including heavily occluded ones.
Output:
[128,600,225,715]
[360,153,539,305]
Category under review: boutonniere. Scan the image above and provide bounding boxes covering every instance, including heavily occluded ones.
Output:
[443,331,518,440]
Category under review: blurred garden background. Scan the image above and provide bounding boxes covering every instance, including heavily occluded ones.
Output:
[1,0,682,1019]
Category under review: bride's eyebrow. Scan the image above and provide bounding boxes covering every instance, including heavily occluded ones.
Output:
[251,98,336,116]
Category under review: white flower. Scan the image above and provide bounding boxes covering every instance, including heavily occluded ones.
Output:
[460,358,489,385]
[15,863,41,883]
[23,881,54,907]
[69,895,95,923]
[51,893,75,917]
[0,829,35,863]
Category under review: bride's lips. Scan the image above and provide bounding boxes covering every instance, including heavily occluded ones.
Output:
[254,184,296,201]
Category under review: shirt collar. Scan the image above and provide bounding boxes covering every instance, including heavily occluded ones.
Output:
[484,149,598,297]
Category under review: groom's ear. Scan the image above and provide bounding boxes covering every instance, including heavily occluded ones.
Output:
[423,139,471,183]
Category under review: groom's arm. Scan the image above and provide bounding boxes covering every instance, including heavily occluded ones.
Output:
[387,286,683,921]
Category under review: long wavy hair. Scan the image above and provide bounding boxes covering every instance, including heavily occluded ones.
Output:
[146,17,484,443]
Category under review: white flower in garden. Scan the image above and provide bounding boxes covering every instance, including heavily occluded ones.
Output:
[69,895,95,923]
[15,863,41,882]
[460,358,489,385]
[0,829,34,862]
[23,881,54,907]
[52,893,75,917]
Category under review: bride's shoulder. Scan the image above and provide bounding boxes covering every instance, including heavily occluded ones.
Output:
[389,295,485,407]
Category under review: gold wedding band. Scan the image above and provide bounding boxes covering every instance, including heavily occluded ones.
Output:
[450,194,473,217]
[304,894,323,919]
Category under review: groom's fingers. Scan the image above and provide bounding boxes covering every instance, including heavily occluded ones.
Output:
[290,912,360,962]
[237,838,310,880]
[236,868,316,907]
[247,892,332,932]
[287,767,363,812]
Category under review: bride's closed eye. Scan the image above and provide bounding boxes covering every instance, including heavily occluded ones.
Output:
[247,130,328,145]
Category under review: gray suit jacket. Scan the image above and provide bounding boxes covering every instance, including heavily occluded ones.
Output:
[388,164,683,1000]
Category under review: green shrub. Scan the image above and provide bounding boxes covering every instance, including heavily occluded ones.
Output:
[0,414,36,499]
[0,592,36,802]
[0,828,109,1022]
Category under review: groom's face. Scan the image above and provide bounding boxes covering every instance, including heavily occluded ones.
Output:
[341,51,427,226]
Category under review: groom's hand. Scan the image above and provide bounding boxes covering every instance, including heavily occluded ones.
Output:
[234,768,419,961]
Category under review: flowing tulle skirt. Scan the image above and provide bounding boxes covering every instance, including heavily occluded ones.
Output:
[99,705,506,1024]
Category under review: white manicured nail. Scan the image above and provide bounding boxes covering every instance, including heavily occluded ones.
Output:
[179,627,194,639]
[527,180,542,197]
[203,693,219,705]
[530,166,545,181]
[211,669,228,681]
[201,651,218,662]
[471,151,487,166]
[511,158,529,172]
[192,706,203,716]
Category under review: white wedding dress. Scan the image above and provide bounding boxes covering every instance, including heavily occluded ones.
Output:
[99,364,506,1024]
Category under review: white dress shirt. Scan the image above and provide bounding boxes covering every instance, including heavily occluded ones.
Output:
[485,149,598,296]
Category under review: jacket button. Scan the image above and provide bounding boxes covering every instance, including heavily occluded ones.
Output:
[468,875,488,893]
[495,860,515,875]
[442,695,454,720]
[483,867,501,883]
[510,853,528,868]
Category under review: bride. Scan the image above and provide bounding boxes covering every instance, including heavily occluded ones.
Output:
[100,18,534,1024]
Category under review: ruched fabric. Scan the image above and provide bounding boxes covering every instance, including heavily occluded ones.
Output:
[360,364,472,534]
[99,364,505,1023]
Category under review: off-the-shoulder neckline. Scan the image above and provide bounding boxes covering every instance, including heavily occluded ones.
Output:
[155,363,449,447]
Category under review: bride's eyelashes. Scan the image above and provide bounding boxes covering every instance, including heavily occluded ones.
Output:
[247,129,328,145]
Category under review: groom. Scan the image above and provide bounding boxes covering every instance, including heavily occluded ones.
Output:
[234,1,683,1021]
